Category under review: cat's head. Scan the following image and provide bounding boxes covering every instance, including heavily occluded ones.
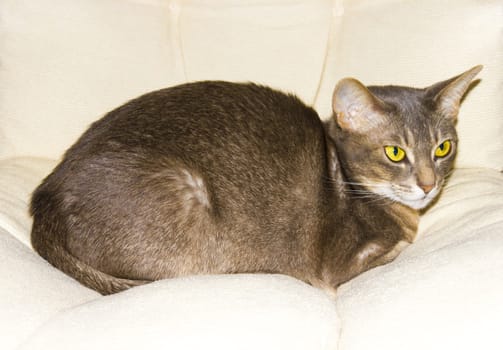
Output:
[328,66,482,210]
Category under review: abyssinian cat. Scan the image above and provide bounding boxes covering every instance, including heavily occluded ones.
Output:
[31,66,482,295]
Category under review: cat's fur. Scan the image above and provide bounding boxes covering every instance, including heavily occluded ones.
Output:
[30,66,482,295]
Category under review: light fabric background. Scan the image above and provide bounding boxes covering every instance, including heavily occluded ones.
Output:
[1,1,502,349]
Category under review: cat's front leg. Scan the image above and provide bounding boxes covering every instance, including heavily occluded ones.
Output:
[325,239,409,288]
[352,239,410,275]
[369,240,410,268]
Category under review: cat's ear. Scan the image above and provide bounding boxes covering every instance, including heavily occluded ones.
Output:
[332,78,387,133]
[426,65,483,121]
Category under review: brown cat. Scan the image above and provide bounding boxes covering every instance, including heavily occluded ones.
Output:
[30,66,482,295]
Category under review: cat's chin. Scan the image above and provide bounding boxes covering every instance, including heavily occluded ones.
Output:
[399,187,441,210]
[396,198,432,211]
[392,187,442,210]
[371,185,439,211]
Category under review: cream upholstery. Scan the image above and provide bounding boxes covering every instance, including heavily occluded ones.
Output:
[1,1,502,349]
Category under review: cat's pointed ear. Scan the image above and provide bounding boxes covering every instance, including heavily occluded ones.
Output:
[332,78,387,133]
[426,65,483,121]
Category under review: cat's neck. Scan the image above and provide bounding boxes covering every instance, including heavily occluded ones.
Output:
[341,181,420,242]
[341,186,419,242]
[386,201,419,243]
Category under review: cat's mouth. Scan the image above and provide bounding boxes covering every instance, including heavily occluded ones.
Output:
[396,194,437,210]
[370,183,439,210]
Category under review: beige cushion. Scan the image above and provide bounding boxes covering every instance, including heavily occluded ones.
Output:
[19,274,340,350]
[1,1,502,349]
[0,0,178,160]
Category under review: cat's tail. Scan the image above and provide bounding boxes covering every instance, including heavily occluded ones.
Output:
[31,208,149,295]
[36,242,149,295]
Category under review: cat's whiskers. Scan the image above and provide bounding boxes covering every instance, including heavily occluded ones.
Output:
[341,183,393,206]
[342,181,388,187]
[438,170,455,193]
[356,194,392,207]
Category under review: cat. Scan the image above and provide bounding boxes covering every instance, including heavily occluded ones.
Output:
[30,66,482,295]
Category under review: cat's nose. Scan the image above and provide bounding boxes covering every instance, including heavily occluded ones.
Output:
[418,183,434,194]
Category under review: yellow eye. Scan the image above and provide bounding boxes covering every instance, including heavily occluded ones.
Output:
[384,146,406,162]
[435,140,452,158]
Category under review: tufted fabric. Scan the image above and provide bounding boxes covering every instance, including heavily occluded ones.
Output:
[1,1,502,349]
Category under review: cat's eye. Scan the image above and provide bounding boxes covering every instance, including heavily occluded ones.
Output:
[435,140,452,158]
[384,146,406,162]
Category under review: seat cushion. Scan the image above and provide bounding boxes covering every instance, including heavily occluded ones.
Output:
[19,274,340,350]
[0,228,100,349]
[0,157,56,245]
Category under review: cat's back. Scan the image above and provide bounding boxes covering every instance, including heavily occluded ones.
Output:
[31,81,330,280]
[34,81,329,227]
[62,81,322,164]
